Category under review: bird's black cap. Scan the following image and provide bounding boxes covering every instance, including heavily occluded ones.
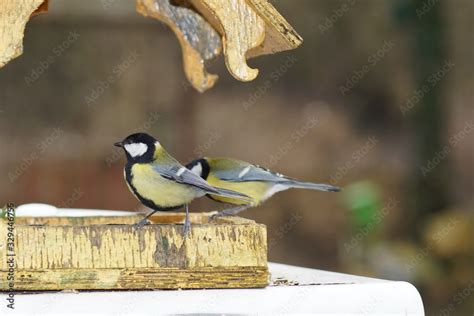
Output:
[115,133,157,147]
[115,132,158,163]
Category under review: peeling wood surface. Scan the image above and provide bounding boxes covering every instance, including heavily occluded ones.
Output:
[0,0,44,68]
[246,0,303,58]
[136,0,222,92]
[0,267,268,290]
[0,213,268,290]
[191,0,266,81]
[0,223,267,269]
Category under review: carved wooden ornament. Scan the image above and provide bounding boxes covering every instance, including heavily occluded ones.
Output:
[137,0,222,92]
[0,0,302,92]
[191,0,266,82]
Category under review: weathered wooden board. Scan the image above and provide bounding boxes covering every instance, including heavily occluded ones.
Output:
[8,267,268,290]
[0,213,269,291]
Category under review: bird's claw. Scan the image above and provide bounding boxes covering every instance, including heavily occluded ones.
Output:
[133,219,150,231]
[210,212,225,221]
[210,210,237,221]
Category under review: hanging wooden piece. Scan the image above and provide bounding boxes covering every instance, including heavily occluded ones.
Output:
[136,0,222,92]
[246,0,303,58]
[0,0,46,68]
[190,0,266,82]
[0,0,302,90]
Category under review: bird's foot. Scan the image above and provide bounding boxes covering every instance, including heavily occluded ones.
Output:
[133,218,150,231]
[183,219,191,238]
[210,205,249,221]
[210,211,228,221]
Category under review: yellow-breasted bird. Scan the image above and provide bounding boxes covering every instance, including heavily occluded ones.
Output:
[186,157,341,217]
[114,133,251,234]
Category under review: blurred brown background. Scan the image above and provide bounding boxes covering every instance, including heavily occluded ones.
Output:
[0,0,473,313]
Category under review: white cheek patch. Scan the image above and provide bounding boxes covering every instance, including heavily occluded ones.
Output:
[124,143,148,157]
[189,163,203,176]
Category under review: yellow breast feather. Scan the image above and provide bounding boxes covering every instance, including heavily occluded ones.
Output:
[130,164,199,207]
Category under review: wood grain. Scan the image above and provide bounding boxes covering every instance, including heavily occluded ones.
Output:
[0,213,269,290]
[246,0,303,58]
[0,267,268,290]
[136,0,222,92]
[191,0,266,81]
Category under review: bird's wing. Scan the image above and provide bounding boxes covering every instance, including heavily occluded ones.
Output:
[213,161,292,183]
[153,162,220,194]
[209,158,340,193]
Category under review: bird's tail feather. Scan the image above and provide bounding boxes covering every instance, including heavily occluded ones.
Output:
[212,188,253,204]
[284,181,341,192]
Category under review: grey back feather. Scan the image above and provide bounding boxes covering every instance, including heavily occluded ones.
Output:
[212,160,292,183]
[209,158,340,192]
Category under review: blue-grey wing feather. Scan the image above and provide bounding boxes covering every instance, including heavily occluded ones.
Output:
[152,163,219,193]
[215,164,292,183]
[210,159,340,192]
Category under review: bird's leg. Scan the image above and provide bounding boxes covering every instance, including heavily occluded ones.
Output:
[211,205,250,220]
[133,209,160,230]
[183,204,191,237]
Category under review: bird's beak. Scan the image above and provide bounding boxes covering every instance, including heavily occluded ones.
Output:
[114,141,123,148]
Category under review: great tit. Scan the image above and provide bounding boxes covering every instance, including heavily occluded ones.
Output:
[114,134,251,235]
[186,157,341,217]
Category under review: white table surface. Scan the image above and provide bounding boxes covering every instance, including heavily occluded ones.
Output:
[0,262,424,315]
